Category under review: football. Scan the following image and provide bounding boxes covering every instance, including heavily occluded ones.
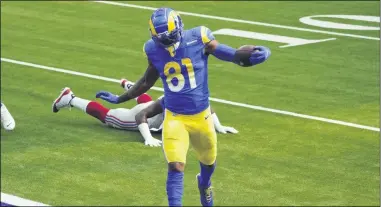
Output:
[236,45,257,67]
[238,45,256,51]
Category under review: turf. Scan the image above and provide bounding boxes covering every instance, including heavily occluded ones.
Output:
[1,1,379,206]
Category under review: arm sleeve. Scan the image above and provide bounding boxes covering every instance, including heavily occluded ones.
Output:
[138,123,154,141]
[212,113,224,131]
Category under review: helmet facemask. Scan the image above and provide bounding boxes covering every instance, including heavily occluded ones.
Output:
[152,28,182,48]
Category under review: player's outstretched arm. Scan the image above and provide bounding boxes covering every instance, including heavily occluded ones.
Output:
[96,61,159,104]
[135,99,164,147]
[204,35,271,67]
[210,107,239,134]
[117,62,159,103]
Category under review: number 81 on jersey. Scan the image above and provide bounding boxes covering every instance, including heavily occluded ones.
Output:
[164,58,197,92]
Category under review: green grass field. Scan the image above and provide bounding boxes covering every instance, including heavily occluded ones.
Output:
[1,1,380,206]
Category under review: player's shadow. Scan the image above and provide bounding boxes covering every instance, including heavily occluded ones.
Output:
[51,119,147,144]
[112,127,163,143]
[0,129,13,139]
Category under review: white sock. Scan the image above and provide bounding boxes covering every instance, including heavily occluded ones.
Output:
[70,97,90,112]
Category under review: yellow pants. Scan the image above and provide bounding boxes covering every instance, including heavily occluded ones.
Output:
[162,107,217,165]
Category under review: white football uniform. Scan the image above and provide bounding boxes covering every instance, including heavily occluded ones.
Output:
[104,101,164,131]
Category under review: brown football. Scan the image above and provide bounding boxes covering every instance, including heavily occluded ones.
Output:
[238,45,256,51]
[236,45,257,67]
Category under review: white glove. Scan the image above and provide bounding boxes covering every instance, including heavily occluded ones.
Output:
[218,126,239,134]
[138,123,162,147]
[144,137,162,147]
[212,113,239,134]
[149,127,161,132]
[149,123,162,132]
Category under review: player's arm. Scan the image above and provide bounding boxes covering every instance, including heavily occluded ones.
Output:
[136,99,164,125]
[117,61,159,103]
[96,61,159,104]
[210,107,238,134]
[135,99,164,147]
[201,26,271,66]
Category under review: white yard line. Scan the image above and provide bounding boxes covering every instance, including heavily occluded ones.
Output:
[93,1,380,41]
[1,57,379,132]
[1,192,50,206]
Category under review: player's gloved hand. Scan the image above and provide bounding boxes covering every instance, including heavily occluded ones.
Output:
[149,127,161,132]
[216,125,239,134]
[222,126,239,134]
[145,137,162,147]
[96,91,119,104]
[249,46,271,65]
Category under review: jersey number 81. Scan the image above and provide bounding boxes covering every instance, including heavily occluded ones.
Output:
[164,58,197,92]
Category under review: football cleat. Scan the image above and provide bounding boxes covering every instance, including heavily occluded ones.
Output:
[52,87,75,113]
[120,79,134,91]
[1,103,16,131]
[197,173,214,206]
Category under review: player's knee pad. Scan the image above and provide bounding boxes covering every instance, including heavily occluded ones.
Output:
[191,130,217,165]
[198,145,217,166]
[163,141,189,163]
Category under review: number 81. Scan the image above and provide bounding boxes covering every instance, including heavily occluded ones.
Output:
[163,58,197,92]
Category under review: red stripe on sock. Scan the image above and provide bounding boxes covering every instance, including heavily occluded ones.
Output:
[86,101,110,123]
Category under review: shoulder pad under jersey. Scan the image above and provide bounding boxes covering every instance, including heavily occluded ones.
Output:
[143,39,157,58]
[190,26,215,45]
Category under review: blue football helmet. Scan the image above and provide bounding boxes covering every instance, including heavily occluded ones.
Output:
[149,8,184,48]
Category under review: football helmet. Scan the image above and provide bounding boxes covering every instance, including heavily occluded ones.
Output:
[149,8,184,48]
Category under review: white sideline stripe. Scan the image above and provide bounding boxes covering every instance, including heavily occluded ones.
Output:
[1,192,50,206]
[279,38,337,48]
[1,57,379,132]
[93,1,380,41]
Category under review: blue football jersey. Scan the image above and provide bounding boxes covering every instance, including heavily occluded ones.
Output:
[144,26,215,115]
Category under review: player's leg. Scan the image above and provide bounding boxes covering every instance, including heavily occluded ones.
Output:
[188,107,217,206]
[1,102,16,131]
[52,87,110,123]
[162,110,190,206]
[74,99,110,123]
[104,101,155,130]
[104,108,139,130]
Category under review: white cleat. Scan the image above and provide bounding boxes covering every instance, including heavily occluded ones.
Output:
[120,79,134,91]
[1,103,16,131]
[52,87,75,113]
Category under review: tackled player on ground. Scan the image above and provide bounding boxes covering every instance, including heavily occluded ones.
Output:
[52,79,238,147]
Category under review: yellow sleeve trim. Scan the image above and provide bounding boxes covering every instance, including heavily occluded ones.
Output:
[143,43,147,57]
[200,26,211,45]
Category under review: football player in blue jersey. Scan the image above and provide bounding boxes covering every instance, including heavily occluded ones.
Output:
[96,7,270,206]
